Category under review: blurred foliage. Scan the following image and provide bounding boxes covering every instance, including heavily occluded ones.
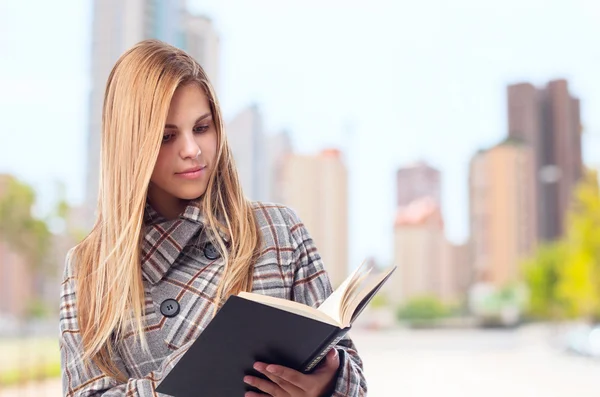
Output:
[470,283,528,327]
[0,175,79,320]
[0,337,60,386]
[25,298,51,319]
[524,169,600,321]
[396,295,450,323]
[369,293,389,309]
[523,242,565,319]
[0,362,61,387]
[0,176,52,272]
[558,169,600,321]
[481,283,527,313]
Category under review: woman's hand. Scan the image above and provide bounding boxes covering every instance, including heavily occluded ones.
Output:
[244,348,340,397]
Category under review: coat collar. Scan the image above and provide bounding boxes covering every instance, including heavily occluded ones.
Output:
[140,199,229,285]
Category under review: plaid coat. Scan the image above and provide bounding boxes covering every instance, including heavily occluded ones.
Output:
[59,201,367,396]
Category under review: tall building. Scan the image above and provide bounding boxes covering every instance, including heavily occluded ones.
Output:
[390,197,445,304]
[85,1,219,224]
[280,149,348,289]
[440,241,471,303]
[266,130,293,204]
[396,161,441,207]
[507,79,582,241]
[226,104,268,201]
[469,140,537,287]
[183,14,220,91]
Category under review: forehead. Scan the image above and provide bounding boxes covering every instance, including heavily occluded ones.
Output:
[166,84,211,121]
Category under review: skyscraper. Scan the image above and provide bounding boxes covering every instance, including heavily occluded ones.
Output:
[396,161,441,207]
[226,104,268,201]
[266,130,293,204]
[507,79,582,241]
[469,140,537,287]
[183,14,220,92]
[279,149,348,289]
[440,241,471,303]
[390,197,445,304]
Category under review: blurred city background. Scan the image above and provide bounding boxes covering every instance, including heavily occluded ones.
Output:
[1,0,600,396]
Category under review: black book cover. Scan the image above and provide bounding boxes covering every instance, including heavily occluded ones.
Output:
[156,296,348,397]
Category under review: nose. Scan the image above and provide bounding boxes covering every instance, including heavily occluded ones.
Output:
[179,132,201,160]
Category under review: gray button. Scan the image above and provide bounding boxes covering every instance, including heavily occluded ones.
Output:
[204,243,220,260]
[160,299,180,318]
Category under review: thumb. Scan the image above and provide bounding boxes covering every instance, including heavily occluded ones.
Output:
[324,348,340,368]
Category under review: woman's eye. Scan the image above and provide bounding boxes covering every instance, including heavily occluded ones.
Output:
[193,125,209,134]
[162,133,174,143]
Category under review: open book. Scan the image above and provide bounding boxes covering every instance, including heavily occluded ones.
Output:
[156,261,396,397]
[239,260,396,328]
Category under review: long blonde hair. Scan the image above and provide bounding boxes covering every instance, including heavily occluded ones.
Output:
[73,39,261,381]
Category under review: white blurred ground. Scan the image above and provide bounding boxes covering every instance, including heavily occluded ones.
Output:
[1,324,597,397]
[351,324,599,397]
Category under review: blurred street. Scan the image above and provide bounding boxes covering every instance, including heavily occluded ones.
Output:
[1,324,598,397]
[352,325,599,397]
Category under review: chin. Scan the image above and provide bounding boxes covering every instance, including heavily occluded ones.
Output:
[174,187,208,201]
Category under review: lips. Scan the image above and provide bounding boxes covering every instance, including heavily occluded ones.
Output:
[177,166,206,174]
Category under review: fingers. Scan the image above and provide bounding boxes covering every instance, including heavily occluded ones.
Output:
[244,373,286,397]
[314,348,340,373]
[259,362,306,388]
[245,353,341,397]
[325,348,340,368]
[254,362,303,395]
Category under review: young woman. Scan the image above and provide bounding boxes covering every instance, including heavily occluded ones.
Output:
[59,40,367,396]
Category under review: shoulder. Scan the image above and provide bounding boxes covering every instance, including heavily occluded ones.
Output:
[60,246,80,300]
[250,201,306,249]
[250,201,303,230]
[63,246,78,281]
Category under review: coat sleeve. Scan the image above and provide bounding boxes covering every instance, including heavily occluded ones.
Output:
[59,249,184,397]
[283,207,368,397]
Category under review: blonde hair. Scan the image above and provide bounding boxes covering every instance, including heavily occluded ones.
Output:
[73,39,261,381]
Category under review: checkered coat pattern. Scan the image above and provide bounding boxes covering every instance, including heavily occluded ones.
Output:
[59,201,367,396]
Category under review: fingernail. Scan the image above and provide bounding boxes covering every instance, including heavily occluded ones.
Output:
[244,376,253,385]
[253,362,265,371]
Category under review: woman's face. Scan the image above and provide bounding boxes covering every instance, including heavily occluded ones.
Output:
[147,83,218,216]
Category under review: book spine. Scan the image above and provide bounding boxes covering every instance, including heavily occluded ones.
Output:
[302,328,350,372]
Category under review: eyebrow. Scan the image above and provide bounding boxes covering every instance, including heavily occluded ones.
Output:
[165,112,212,129]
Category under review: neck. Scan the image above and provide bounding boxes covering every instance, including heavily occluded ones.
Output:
[147,190,189,220]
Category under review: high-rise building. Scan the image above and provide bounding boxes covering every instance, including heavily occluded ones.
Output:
[396,161,441,207]
[469,140,537,287]
[226,104,268,201]
[183,14,220,92]
[507,79,582,241]
[266,131,293,204]
[440,241,471,303]
[279,149,348,289]
[390,197,445,304]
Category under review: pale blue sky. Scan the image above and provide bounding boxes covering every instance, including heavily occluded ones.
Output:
[0,0,599,265]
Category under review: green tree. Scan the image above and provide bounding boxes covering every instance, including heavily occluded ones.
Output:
[369,293,389,309]
[557,169,600,321]
[523,169,600,321]
[523,242,566,319]
[396,296,449,323]
[0,176,52,274]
